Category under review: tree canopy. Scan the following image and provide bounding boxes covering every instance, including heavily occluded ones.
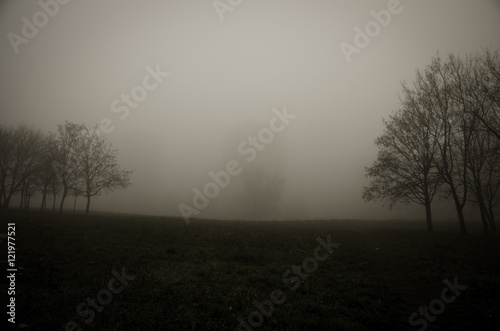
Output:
[363,49,500,234]
[0,121,132,214]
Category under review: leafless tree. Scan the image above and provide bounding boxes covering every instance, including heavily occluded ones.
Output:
[52,121,87,213]
[77,126,132,214]
[414,55,477,235]
[0,121,132,215]
[0,125,13,208]
[363,87,441,231]
[366,50,499,235]
[469,49,500,140]
[0,124,44,209]
[35,133,60,212]
[467,127,499,233]
[482,139,500,230]
[446,52,500,234]
[70,182,84,214]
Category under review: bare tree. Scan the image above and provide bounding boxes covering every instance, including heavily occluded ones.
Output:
[0,124,44,209]
[466,50,500,232]
[77,126,132,214]
[0,125,13,208]
[70,181,84,214]
[482,140,500,231]
[366,50,500,235]
[469,49,500,140]
[35,133,60,212]
[363,88,441,231]
[19,174,39,210]
[446,52,500,234]
[0,122,132,215]
[412,55,477,235]
[467,128,499,233]
[52,121,86,213]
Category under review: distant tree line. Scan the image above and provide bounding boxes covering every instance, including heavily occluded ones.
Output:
[363,49,500,235]
[0,121,132,214]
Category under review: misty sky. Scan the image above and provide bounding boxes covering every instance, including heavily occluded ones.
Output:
[1,0,499,220]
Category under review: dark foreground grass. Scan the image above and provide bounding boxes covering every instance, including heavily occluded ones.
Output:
[1,210,500,330]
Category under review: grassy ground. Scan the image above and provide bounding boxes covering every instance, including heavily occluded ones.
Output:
[1,209,500,330]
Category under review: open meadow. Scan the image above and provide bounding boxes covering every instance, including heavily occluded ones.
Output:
[2,210,500,330]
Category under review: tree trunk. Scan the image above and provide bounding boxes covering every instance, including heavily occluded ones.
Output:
[59,193,67,214]
[19,181,25,210]
[450,188,467,235]
[52,191,56,212]
[40,191,46,212]
[73,195,77,214]
[487,207,497,233]
[85,196,91,215]
[457,205,467,235]
[424,201,433,232]
[478,201,490,234]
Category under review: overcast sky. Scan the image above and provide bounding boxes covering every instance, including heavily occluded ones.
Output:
[1,0,499,220]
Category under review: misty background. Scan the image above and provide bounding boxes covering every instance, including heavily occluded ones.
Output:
[1,0,499,220]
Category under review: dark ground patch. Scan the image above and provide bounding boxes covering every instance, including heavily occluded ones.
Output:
[1,210,499,330]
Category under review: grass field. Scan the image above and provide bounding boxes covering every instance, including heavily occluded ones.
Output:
[2,210,500,330]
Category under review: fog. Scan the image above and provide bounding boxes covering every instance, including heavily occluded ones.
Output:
[1,0,499,220]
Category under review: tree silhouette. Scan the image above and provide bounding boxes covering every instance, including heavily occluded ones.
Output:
[77,127,132,214]
[363,95,441,231]
[0,124,44,209]
[364,49,500,235]
[468,50,500,140]
[35,133,60,212]
[52,121,87,213]
[0,121,132,214]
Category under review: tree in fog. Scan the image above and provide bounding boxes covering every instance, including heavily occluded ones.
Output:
[363,89,441,231]
[0,124,44,209]
[0,121,132,214]
[424,55,476,235]
[77,126,132,214]
[399,52,496,235]
[70,181,84,214]
[467,50,500,140]
[482,140,500,230]
[46,132,64,212]
[52,121,87,213]
[0,125,12,208]
[235,165,284,219]
[467,128,500,233]
[453,50,500,233]
[431,52,499,234]
[365,49,500,235]
[35,133,60,212]
[21,129,45,209]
